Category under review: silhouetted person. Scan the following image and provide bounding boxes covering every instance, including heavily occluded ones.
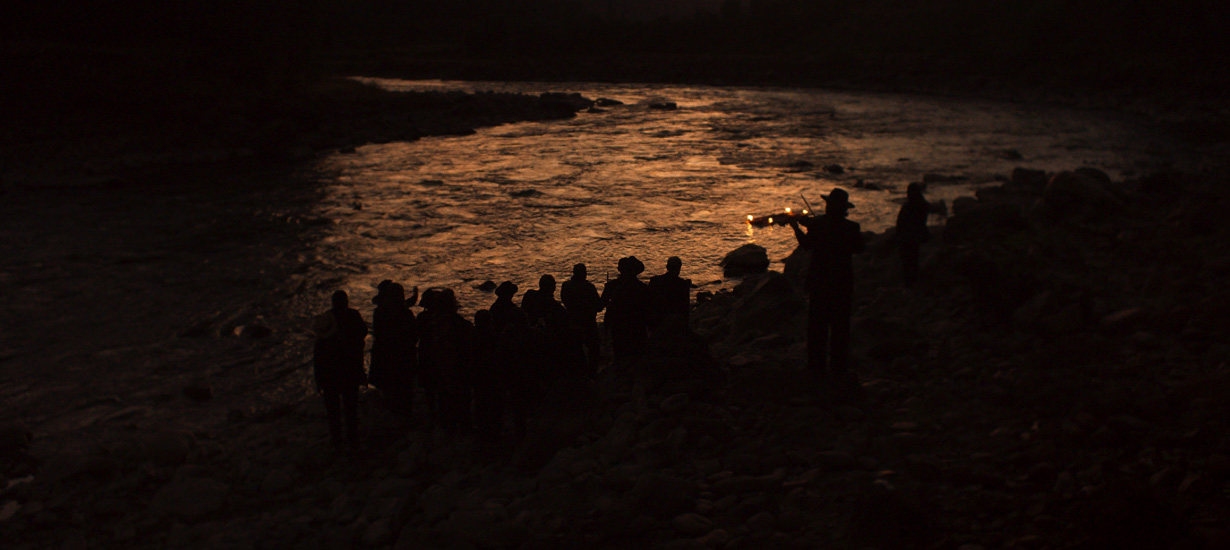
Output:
[470,309,504,442]
[490,281,519,330]
[312,290,368,448]
[789,188,865,376]
[521,274,566,326]
[561,263,603,373]
[896,182,931,286]
[601,256,651,359]
[648,256,692,332]
[373,279,419,308]
[419,288,473,431]
[369,282,417,416]
[499,307,540,440]
[544,308,587,378]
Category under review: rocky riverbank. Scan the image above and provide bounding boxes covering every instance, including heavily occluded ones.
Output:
[4,164,1227,549]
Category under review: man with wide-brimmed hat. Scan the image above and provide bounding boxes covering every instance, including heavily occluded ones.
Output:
[789,188,865,378]
[601,256,651,359]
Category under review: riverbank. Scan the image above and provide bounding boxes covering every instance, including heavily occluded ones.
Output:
[0,43,586,193]
[4,163,1226,548]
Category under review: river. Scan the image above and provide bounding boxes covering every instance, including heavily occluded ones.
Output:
[312,79,1190,314]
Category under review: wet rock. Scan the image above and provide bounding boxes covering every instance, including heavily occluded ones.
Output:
[1075,167,1112,186]
[476,281,497,292]
[721,244,770,277]
[150,478,230,521]
[1045,171,1124,218]
[596,98,624,107]
[649,101,679,111]
[823,164,845,174]
[182,379,213,402]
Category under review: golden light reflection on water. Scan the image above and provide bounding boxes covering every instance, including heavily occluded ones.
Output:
[316,79,1180,314]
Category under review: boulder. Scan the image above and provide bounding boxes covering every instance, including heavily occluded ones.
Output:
[943,201,1028,243]
[649,101,679,111]
[1044,171,1124,218]
[721,244,770,277]
[596,98,624,107]
[731,272,804,337]
[1011,168,1048,189]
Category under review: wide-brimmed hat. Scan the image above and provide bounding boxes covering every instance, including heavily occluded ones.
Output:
[822,188,855,209]
[618,256,645,276]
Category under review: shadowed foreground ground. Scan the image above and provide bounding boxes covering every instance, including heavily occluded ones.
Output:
[3,160,1228,548]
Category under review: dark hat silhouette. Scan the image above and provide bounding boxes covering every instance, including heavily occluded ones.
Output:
[822,188,855,209]
[617,256,645,276]
[495,281,519,298]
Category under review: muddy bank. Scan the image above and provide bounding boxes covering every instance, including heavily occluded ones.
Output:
[4,162,1227,548]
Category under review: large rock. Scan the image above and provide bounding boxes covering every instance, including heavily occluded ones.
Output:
[721,244,770,277]
[150,478,230,520]
[943,201,1028,243]
[1045,171,1124,218]
[1011,167,1048,189]
[731,272,804,337]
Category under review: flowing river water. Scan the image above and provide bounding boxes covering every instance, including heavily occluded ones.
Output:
[312,79,1189,314]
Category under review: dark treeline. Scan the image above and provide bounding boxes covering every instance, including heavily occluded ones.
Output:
[5,0,1228,95]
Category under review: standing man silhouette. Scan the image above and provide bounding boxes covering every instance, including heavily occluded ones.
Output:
[895,182,931,286]
[560,263,604,373]
[789,188,865,377]
[312,290,368,449]
[647,256,692,332]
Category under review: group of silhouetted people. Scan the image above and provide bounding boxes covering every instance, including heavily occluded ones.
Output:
[313,183,932,447]
[311,258,693,449]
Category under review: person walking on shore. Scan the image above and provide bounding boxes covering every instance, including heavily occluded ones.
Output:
[601,256,651,359]
[789,188,865,378]
[895,182,931,287]
[312,290,368,449]
[560,263,603,373]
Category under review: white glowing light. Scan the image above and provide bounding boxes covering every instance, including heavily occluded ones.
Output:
[785,207,792,213]
[767,217,774,224]
[746,215,754,221]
